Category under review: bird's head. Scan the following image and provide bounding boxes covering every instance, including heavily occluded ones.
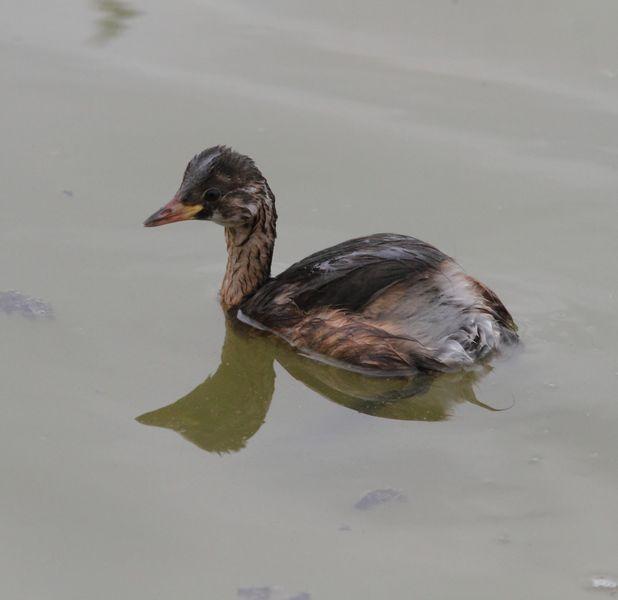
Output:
[143,146,271,229]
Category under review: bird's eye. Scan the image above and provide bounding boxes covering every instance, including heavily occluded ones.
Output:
[202,188,221,202]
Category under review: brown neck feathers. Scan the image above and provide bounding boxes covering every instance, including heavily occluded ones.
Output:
[220,188,277,308]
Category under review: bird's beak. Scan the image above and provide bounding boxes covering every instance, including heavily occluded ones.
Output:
[143,196,203,227]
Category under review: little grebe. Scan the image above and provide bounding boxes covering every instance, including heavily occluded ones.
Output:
[144,146,518,375]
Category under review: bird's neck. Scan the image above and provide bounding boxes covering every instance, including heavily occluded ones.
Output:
[220,186,277,308]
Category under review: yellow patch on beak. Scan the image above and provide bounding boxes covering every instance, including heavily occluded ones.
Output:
[143,196,203,227]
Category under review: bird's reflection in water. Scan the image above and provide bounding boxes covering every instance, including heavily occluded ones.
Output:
[137,318,500,454]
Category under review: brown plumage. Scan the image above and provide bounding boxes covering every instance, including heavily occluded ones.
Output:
[144,146,518,375]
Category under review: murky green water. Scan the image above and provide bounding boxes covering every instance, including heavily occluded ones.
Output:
[2,1,618,598]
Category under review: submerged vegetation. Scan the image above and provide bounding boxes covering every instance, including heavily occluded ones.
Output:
[92,0,140,43]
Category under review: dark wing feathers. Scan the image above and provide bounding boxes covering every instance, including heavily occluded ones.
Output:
[274,233,448,282]
[294,261,421,312]
[242,234,451,322]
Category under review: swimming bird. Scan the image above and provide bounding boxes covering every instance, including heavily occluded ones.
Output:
[144,146,518,375]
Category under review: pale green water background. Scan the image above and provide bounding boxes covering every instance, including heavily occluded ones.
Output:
[2,1,618,598]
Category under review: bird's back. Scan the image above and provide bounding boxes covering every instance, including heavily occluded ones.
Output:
[240,234,517,374]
